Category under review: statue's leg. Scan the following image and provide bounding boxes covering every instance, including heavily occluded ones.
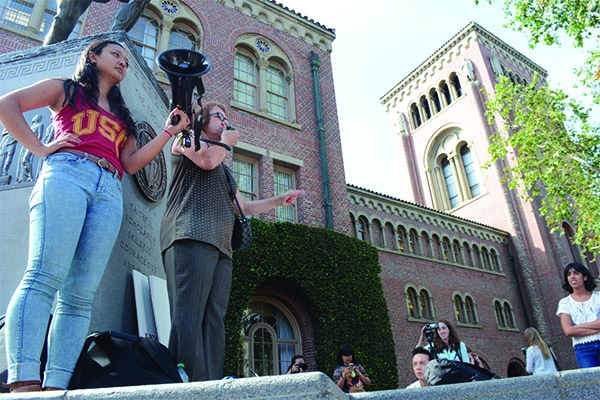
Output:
[43,0,93,45]
[111,0,152,32]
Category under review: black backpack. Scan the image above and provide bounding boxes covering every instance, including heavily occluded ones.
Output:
[69,330,182,389]
[425,358,501,386]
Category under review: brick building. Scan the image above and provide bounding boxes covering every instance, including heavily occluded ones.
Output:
[0,0,595,388]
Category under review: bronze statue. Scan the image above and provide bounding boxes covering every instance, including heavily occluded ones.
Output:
[16,114,44,183]
[44,0,151,46]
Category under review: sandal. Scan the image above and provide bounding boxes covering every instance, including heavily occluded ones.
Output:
[2,380,42,392]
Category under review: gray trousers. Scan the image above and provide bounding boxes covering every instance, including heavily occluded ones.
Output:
[163,240,233,381]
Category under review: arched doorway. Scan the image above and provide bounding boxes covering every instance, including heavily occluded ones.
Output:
[239,297,302,377]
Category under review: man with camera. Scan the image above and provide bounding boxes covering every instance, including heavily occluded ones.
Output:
[286,355,308,374]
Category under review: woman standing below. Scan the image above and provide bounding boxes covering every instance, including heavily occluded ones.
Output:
[332,344,371,393]
[416,319,470,363]
[0,40,189,392]
[524,327,558,375]
[556,262,600,368]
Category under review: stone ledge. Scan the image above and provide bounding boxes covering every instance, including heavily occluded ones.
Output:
[3,368,600,399]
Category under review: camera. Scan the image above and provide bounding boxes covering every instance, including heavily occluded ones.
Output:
[424,323,439,343]
[292,362,307,373]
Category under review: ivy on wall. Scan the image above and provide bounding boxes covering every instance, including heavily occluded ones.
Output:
[223,219,399,391]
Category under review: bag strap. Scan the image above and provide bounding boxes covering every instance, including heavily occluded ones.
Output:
[223,164,246,220]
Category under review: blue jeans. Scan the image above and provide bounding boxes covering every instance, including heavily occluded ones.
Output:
[574,340,600,368]
[5,152,123,389]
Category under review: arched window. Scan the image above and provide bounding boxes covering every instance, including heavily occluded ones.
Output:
[408,229,420,255]
[406,287,418,319]
[464,295,479,324]
[266,61,289,121]
[421,231,432,258]
[494,299,517,329]
[419,95,431,120]
[233,35,296,124]
[234,46,258,109]
[129,12,160,69]
[168,23,197,50]
[429,88,442,113]
[463,242,473,267]
[419,289,434,320]
[449,73,463,98]
[406,286,435,321]
[442,237,452,262]
[452,240,463,264]
[410,103,421,128]
[494,301,506,327]
[454,294,465,323]
[241,300,302,376]
[426,130,484,211]
[461,144,480,197]
[371,219,384,247]
[357,217,369,242]
[472,245,482,269]
[441,157,459,208]
[482,247,491,270]
[397,226,408,252]
[431,234,442,260]
[490,249,501,272]
[439,80,452,106]
[503,302,516,329]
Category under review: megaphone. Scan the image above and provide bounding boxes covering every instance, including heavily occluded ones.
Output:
[157,49,231,151]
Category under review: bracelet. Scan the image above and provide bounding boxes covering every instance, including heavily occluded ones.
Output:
[162,128,173,138]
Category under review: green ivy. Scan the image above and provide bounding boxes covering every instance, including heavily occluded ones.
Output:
[223,219,399,391]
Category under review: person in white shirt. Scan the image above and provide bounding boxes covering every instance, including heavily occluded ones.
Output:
[556,262,600,368]
[406,347,433,388]
[524,327,558,375]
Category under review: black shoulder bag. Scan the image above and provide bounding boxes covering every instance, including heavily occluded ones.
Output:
[224,166,252,251]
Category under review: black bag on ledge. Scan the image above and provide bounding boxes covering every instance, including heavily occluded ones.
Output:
[69,331,182,390]
[425,358,500,386]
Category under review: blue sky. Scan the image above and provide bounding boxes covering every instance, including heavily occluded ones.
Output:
[278,0,587,198]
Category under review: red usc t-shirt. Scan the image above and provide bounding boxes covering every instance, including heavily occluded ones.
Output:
[52,88,128,177]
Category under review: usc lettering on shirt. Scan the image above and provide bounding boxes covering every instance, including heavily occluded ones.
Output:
[52,88,128,177]
[71,110,127,148]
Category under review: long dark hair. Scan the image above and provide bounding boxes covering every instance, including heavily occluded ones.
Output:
[433,319,462,352]
[63,40,136,137]
[562,262,597,293]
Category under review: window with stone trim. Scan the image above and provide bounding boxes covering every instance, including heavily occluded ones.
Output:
[406,285,435,321]
[129,2,203,72]
[426,129,484,211]
[240,299,302,377]
[233,155,257,201]
[454,293,479,325]
[274,167,297,223]
[233,34,296,124]
[397,225,407,252]
[407,72,464,130]
[0,0,81,40]
[493,299,517,329]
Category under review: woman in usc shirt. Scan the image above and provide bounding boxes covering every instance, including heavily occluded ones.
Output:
[0,40,189,392]
[557,262,600,368]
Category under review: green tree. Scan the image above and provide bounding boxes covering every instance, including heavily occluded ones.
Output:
[475,0,600,47]
[476,0,600,254]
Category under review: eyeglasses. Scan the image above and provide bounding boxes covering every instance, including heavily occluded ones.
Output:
[209,112,228,122]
